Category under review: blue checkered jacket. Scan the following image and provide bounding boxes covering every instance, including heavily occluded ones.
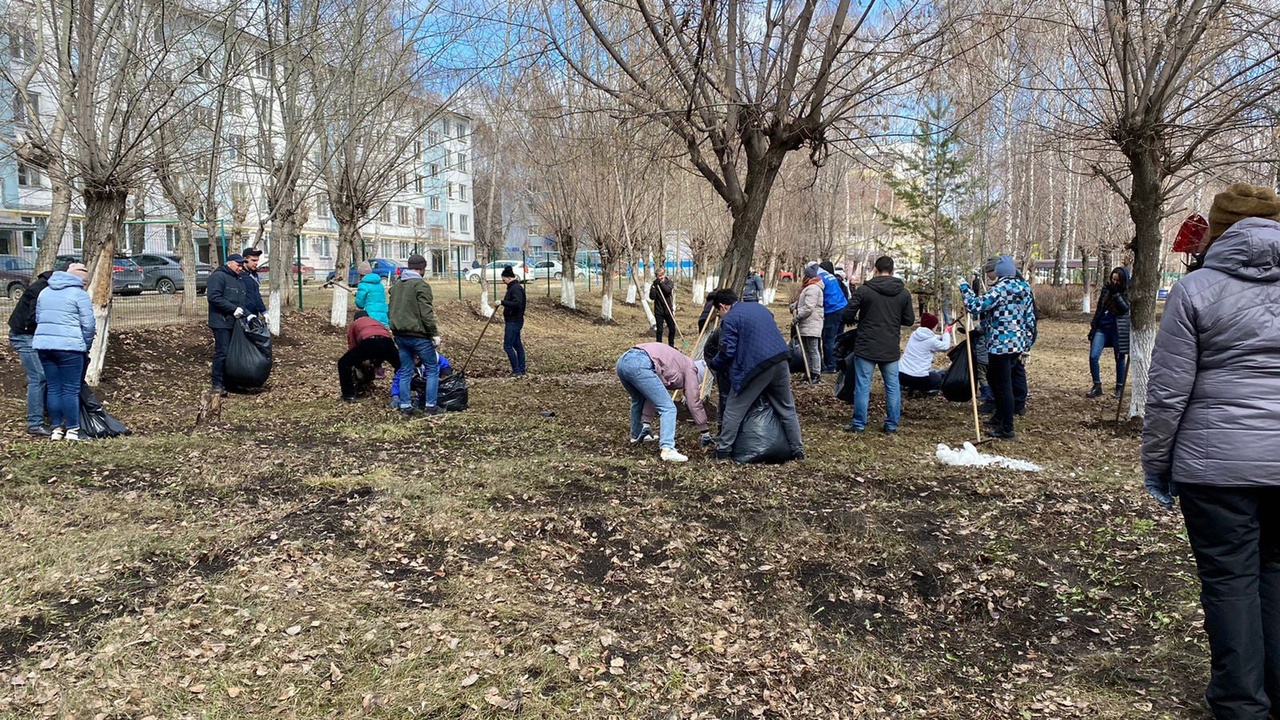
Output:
[961,277,1036,355]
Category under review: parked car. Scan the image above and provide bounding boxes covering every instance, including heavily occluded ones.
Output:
[131,253,213,294]
[778,270,795,282]
[54,254,145,295]
[1,254,36,300]
[326,258,406,285]
[527,259,563,281]
[258,263,315,282]
[465,260,529,283]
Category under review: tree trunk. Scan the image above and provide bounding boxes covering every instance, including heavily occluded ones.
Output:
[81,187,128,386]
[1082,254,1093,314]
[718,152,784,297]
[36,179,73,274]
[266,216,296,336]
[762,252,779,304]
[1124,152,1164,419]
[329,222,358,327]
[178,216,199,315]
[558,230,577,309]
[600,248,617,322]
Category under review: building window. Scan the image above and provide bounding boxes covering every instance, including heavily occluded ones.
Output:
[71,220,84,250]
[197,59,211,79]
[255,95,270,120]
[429,163,439,177]
[428,130,440,146]
[455,122,467,140]
[414,175,424,193]
[442,118,451,136]
[231,182,251,204]
[16,162,41,187]
[399,241,411,258]
[9,29,36,61]
[429,196,440,211]
[447,182,454,200]
[12,91,38,124]
[458,154,468,173]
[194,105,214,128]
[459,185,468,201]
[19,216,40,249]
[444,149,452,168]
[317,197,330,219]
[447,213,455,232]
[415,208,425,227]
[165,225,182,252]
[398,205,410,226]
[255,52,271,78]
[313,235,332,258]
[413,139,422,158]
[460,214,470,233]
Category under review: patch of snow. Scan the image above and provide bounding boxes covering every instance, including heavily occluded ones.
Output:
[935,442,1043,472]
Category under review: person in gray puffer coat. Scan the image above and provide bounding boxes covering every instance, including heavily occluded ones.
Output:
[1142,182,1280,720]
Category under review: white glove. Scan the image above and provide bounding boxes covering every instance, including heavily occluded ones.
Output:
[246,314,257,322]
[432,336,441,349]
[234,307,245,318]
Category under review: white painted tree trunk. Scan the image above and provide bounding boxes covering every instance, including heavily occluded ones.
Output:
[625,282,637,304]
[85,304,111,386]
[268,288,282,336]
[1127,326,1156,418]
[763,288,777,305]
[601,288,614,322]
[692,276,704,301]
[560,275,576,309]
[329,284,349,327]
[479,278,493,316]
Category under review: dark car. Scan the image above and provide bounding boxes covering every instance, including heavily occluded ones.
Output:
[1,254,36,300]
[54,254,146,296]
[326,258,406,285]
[132,253,213,294]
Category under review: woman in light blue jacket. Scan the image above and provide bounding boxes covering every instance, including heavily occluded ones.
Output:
[354,262,389,327]
[33,264,96,441]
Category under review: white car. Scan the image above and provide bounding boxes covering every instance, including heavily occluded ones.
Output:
[465,260,529,283]
[527,259,564,281]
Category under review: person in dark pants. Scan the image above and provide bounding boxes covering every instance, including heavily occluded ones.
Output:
[649,267,677,346]
[240,247,267,316]
[338,311,401,401]
[499,265,527,376]
[389,254,441,415]
[960,255,1036,440]
[205,253,247,394]
[7,269,55,435]
[707,289,804,462]
[1144,182,1280,720]
[815,261,848,373]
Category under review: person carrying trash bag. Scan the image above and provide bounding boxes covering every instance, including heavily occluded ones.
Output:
[615,342,711,463]
[707,289,804,462]
[206,253,248,396]
[1142,182,1280,720]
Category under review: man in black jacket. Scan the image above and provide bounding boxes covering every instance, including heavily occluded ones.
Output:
[206,254,247,393]
[842,255,914,433]
[240,247,267,316]
[500,265,527,376]
[7,270,55,435]
[649,267,676,346]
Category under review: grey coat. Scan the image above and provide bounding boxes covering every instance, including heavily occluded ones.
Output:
[1142,217,1280,487]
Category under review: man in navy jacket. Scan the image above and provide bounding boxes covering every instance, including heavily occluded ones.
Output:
[708,289,804,461]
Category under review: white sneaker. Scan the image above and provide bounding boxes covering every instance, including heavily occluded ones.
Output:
[660,447,688,463]
[630,425,656,444]
[50,427,65,441]
[64,428,84,441]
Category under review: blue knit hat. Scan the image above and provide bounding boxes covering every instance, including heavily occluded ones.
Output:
[994,255,1016,278]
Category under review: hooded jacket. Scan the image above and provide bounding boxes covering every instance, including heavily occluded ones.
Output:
[1089,267,1131,354]
[841,275,915,363]
[793,278,824,337]
[354,272,390,326]
[7,270,54,337]
[32,271,95,352]
[649,276,675,317]
[961,268,1036,356]
[500,278,526,323]
[206,264,246,329]
[816,268,849,314]
[1142,217,1280,487]
[900,326,951,378]
[388,270,438,338]
[709,301,790,393]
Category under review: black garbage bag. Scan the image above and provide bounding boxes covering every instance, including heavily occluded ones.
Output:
[833,329,857,363]
[437,371,469,412]
[78,385,131,439]
[225,317,273,391]
[942,340,973,402]
[834,353,857,404]
[731,398,793,464]
[788,327,808,374]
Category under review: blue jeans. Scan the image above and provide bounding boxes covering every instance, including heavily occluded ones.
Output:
[37,349,84,431]
[9,334,46,428]
[1089,330,1127,385]
[395,336,438,409]
[851,355,901,431]
[503,320,526,374]
[616,348,676,449]
[821,312,843,373]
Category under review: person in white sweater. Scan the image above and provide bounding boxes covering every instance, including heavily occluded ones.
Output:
[898,312,951,396]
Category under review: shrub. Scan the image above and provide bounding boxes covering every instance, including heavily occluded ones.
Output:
[1032,284,1084,319]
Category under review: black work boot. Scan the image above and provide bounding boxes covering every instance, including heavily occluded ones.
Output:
[1086,383,1103,398]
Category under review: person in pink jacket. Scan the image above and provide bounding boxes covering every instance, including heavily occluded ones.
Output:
[616,342,711,462]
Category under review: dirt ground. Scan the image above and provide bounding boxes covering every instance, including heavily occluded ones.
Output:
[0,290,1207,719]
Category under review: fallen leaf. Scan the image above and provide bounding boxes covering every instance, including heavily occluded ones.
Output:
[461,673,480,687]
[227,687,242,698]
[278,686,297,701]
[285,625,302,636]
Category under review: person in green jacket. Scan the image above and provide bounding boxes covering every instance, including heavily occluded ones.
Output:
[354,261,390,327]
[388,254,441,415]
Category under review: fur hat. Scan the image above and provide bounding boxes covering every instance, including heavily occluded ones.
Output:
[1208,183,1280,240]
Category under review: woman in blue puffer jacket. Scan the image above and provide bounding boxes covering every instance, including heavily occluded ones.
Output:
[354,262,389,327]
[33,263,96,441]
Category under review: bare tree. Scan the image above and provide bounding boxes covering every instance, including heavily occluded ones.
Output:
[1044,0,1280,416]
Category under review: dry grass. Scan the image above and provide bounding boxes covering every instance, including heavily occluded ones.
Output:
[0,288,1207,719]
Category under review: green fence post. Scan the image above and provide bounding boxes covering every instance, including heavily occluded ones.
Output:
[546,250,551,297]
[456,246,462,301]
[220,220,227,260]
[295,235,304,311]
